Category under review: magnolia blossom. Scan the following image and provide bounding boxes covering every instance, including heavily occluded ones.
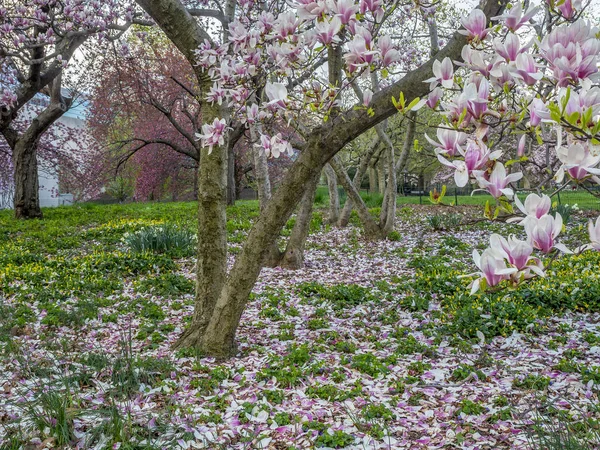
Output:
[312,16,342,45]
[437,140,500,187]
[514,193,552,220]
[362,88,373,106]
[528,98,550,126]
[259,133,294,158]
[524,213,570,254]
[473,162,522,199]
[468,248,517,294]
[492,3,538,32]
[555,0,582,19]
[265,82,288,109]
[490,234,544,276]
[512,53,543,86]
[424,57,454,89]
[197,118,229,153]
[377,35,400,67]
[588,217,600,251]
[493,34,527,62]
[539,20,600,86]
[554,141,600,183]
[459,9,490,41]
[425,128,467,157]
[426,87,443,109]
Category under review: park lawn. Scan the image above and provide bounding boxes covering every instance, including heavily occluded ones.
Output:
[1,201,599,449]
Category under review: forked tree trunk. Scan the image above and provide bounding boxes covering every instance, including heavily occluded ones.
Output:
[376,124,396,235]
[13,138,42,219]
[135,0,508,357]
[338,136,379,227]
[330,155,384,240]
[279,173,319,269]
[325,163,339,224]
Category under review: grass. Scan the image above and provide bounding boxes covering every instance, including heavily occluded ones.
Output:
[314,185,600,210]
[1,200,599,449]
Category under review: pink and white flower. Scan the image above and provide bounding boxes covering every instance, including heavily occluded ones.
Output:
[425,128,467,157]
[524,213,570,254]
[468,247,517,293]
[554,141,600,183]
[197,118,229,153]
[459,9,490,41]
[473,162,522,199]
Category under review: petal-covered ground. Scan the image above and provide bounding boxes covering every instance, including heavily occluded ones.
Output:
[1,204,599,449]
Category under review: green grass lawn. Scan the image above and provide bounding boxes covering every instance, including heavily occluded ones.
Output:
[315,185,600,210]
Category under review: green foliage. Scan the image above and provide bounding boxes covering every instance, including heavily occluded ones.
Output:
[513,374,550,391]
[135,273,194,297]
[350,353,389,377]
[314,430,355,448]
[297,282,377,310]
[123,224,196,257]
[426,213,462,231]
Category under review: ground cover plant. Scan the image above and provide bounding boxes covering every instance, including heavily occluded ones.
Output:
[1,201,599,449]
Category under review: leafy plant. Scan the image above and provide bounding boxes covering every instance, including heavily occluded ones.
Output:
[123,224,196,256]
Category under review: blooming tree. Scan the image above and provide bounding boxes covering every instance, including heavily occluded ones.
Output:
[0,0,138,218]
[421,1,600,293]
[135,0,509,356]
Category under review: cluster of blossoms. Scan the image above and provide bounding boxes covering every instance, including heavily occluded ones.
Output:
[193,0,433,156]
[0,0,136,111]
[424,1,600,293]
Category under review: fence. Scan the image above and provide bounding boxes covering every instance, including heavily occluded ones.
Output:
[327,184,600,211]
[399,184,600,210]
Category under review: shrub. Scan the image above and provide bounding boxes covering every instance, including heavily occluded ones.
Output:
[123,224,196,257]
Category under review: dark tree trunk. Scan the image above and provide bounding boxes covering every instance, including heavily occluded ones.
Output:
[13,138,42,219]
[226,137,236,205]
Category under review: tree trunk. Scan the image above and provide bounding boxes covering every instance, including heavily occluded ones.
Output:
[395,111,417,176]
[368,166,378,193]
[378,161,386,195]
[252,131,272,209]
[338,136,379,227]
[377,126,396,235]
[175,98,228,349]
[279,173,319,269]
[8,77,69,220]
[13,138,42,219]
[325,163,339,224]
[330,156,384,239]
[226,137,236,205]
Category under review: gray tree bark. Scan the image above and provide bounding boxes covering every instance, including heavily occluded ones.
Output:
[338,136,379,227]
[279,173,319,269]
[325,164,339,224]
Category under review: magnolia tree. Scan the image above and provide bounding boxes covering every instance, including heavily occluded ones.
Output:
[0,0,139,218]
[134,0,509,356]
[420,1,600,293]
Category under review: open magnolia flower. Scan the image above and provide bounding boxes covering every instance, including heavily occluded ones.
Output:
[554,141,600,183]
[524,213,571,254]
[467,247,517,294]
[424,57,454,89]
[425,128,467,157]
[473,162,522,199]
[490,234,545,276]
[509,193,552,225]
[437,139,501,187]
